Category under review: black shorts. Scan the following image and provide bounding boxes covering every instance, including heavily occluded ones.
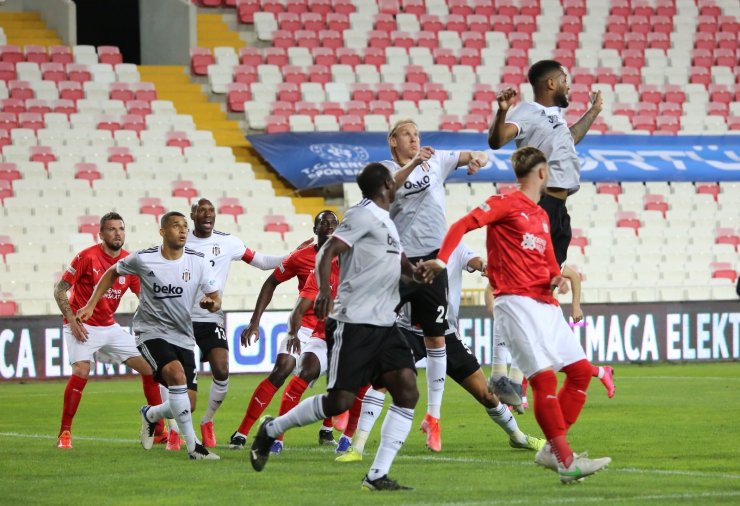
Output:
[325,318,416,393]
[399,327,480,384]
[538,194,571,267]
[398,250,449,337]
[193,322,228,362]
[138,338,198,391]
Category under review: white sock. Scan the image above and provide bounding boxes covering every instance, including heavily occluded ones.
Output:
[159,384,169,402]
[354,388,386,454]
[487,402,521,438]
[426,346,446,419]
[167,418,178,431]
[168,385,197,453]
[145,401,173,422]
[367,405,414,481]
[509,367,524,384]
[155,385,178,430]
[267,395,325,438]
[490,363,508,381]
[597,367,605,379]
[202,378,228,424]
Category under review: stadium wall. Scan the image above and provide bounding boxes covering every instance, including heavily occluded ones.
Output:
[139,0,194,66]
[0,0,76,44]
[2,302,739,381]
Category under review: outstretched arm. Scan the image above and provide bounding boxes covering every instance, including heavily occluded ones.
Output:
[488,87,519,149]
[76,265,119,323]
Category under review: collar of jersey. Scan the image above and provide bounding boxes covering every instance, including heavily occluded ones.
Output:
[528,100,561,116]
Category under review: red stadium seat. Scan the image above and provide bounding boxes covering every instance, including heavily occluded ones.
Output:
[98,46,123,65]
[24,45,49,63]
[631,115,657,132]
[218,197,245,223]
[132,82,157,102]
[405,65,428,85]
[439,114,462,131]
[643,194,669,216]
[392,31,415,50]
[271,101,294,117]
[345,100,368,117]
[49,45,73,64]
[368,30,391,49]
[139,197,167,223]
[448,0,472,16]
[562,0,586,16]
[514,15,537,34]
[276,83,300,102]
[29,146,57,170]
[639,84,662,104]
[233,65,258,84]
[561,15,583,34]
[376,83,399,102]
[466,14,488,33]
[282,65,306,84]
[570,232,588,254]
[696,183,720,201]
[350,83,374,102]
[707,102,729,118]
[369,99,393,118]
[709,84,732,104]
[433,48,457,68]
[461,31,485,50]
[295,101,320,118]
[0,62,16,83]
[468,100,491,116]
[336,48,360,68]
[311,47,336,67]
[166,131,192,152]
[239,47,263,67]
[472,0,496,15]
[66,64,92,83]
[463,114,487,132]
[363,47,386,68]
[658,102,682,117]
[226,82,251,112]
[401,82,423,103]
[663,85,686,104]
[339,115,363,131]
[0,163,21,188]
[616,211,641,235]
[77,214,100,239]
[729,116,740,131]
[0,180,13,206]
[308,64,331,84]
[122,114,146,135]
[0,45,23,63]
[19,112,44,132]
[0,235,16,262]
[125,100,151,116]
[693,32,715,50]
[620,67,641,86]
[1,98,25,114]
[9,80,33,100]
[97,114,122,134]
[40,62,66,83]
[417,31,438,50]
[107,146,134,169]
[321,101,344,118]
[285,0,308,14]
[74,163,102,189]
[277,12,301,31]
[0,296,18,316]
[596,182,622,202]
[109,82,134,102]
[719,16,740,34]
[172,180,199,205]
[711,264,738,282]
[265,115,290,133]
[402,0,425,15]
[326,12,350,31]
[295,30,320,49]
[716,32,738,50]
[263,47,288,66]
[552,49,575,69]
[420,14,444,33]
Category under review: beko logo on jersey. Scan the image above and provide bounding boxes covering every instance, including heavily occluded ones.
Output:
[387,234,400,249]
[153,283,183,299]
[403,175,430,195]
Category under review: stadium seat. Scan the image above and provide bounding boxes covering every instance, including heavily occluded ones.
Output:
[172,180,199,205]
[644,194,669,217]
[596,182,622,202]
[616,211,642,235]
[711,262,737,283]
[0,295,18,316]
[74,162,102,188]
[218,197,245,223]
[0,179,12,206]
[715,228,740,252]
[0,235,15,263]
[696,183,720,201]
[139,197,167,223]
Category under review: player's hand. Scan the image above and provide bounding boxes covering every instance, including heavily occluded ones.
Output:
[286,335,301,355]
[411,146,435,169]
[199,295,216,311]
[467,151,489,175]
[416,259,444,284]
[295,237,314,250]
[241,322,260,347]
[589,90,603,113]
[314,289,333,320]
[69,313,89,343]
[572,304,583,323]
[550,276,569,295]
[496,87,518,112]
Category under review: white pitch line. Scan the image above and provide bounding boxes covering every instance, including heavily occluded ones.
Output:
[3,432,738,482]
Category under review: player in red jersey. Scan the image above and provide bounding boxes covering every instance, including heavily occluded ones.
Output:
[420,147,611,484]
[229,210,339,449]
[268,260,343,454]
[52,212,163,449]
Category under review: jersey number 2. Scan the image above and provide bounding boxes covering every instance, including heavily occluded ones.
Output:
[435,305,446,323]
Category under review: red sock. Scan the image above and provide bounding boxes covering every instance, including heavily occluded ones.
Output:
[590,365,600,377]
[521,377,528,398]
[60,374,87,434]
[558,359,592,429]
[140,374,165,435]
[237,378,279,436]
[344,384,370,438]
[275,376,309,442]
[322,417,333,429]
[529,370,572,466]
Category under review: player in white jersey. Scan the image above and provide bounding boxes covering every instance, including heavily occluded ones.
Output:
[77,211,222,460]
[488,59,603,267]
[337,242,542,462]
[250,162,421,492]
[384,118,489,452]
[186,198,287,448]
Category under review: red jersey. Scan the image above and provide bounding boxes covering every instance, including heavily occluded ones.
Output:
[298,260,339,339]
[62,244,140,326]
[273,245,318,329]
[438,191,561,305]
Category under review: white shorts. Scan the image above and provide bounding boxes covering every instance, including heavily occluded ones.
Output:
[64,323,140,366]
[298,336,328,376]
[276,326,313,361]
[493,295,586,379]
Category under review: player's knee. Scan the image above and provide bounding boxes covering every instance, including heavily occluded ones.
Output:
[298,367,318,383]
[268,369,289,387]
[72,361,91,379]
[562,359,592,388]
[211,364,229,381]
[423,335,445,348]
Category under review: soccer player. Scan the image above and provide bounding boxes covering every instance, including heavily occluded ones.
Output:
[229,211,339,449]
[77,211,222,460]
[53,212,163,449]
[250,162,420,492]
[268,259,340,455]
[336,242,542,463]
[488,59,603,267]
[420,147,611,483]
[384,118,489,451]
[185,198,287,448]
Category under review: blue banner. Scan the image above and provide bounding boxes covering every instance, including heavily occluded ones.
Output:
[246,132,740,190]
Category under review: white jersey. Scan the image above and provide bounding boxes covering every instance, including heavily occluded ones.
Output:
[384,150,460,257]
[506,101,581,194]
[116,246,219,349]
[398,242,480,334]
[186,230,248,325]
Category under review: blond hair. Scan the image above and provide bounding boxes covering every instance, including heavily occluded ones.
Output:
[387,118,418,162]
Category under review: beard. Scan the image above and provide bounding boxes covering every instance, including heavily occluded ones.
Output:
[555,91,569,108]
[104,240,123,251]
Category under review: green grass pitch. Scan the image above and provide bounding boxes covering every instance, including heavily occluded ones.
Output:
[1,362,738,505]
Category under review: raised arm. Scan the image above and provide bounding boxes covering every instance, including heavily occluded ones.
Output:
[569,90,602,144]
[314,237,348,320]
[456,151,489,175]
[241,274,280,347]
[393,146,435,188]
[199,290,222,313]
[488,87,520,149]
[76,265,119,323]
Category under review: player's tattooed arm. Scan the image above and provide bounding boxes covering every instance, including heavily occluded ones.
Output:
[569,91,603,144]
[53,279,75,319]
